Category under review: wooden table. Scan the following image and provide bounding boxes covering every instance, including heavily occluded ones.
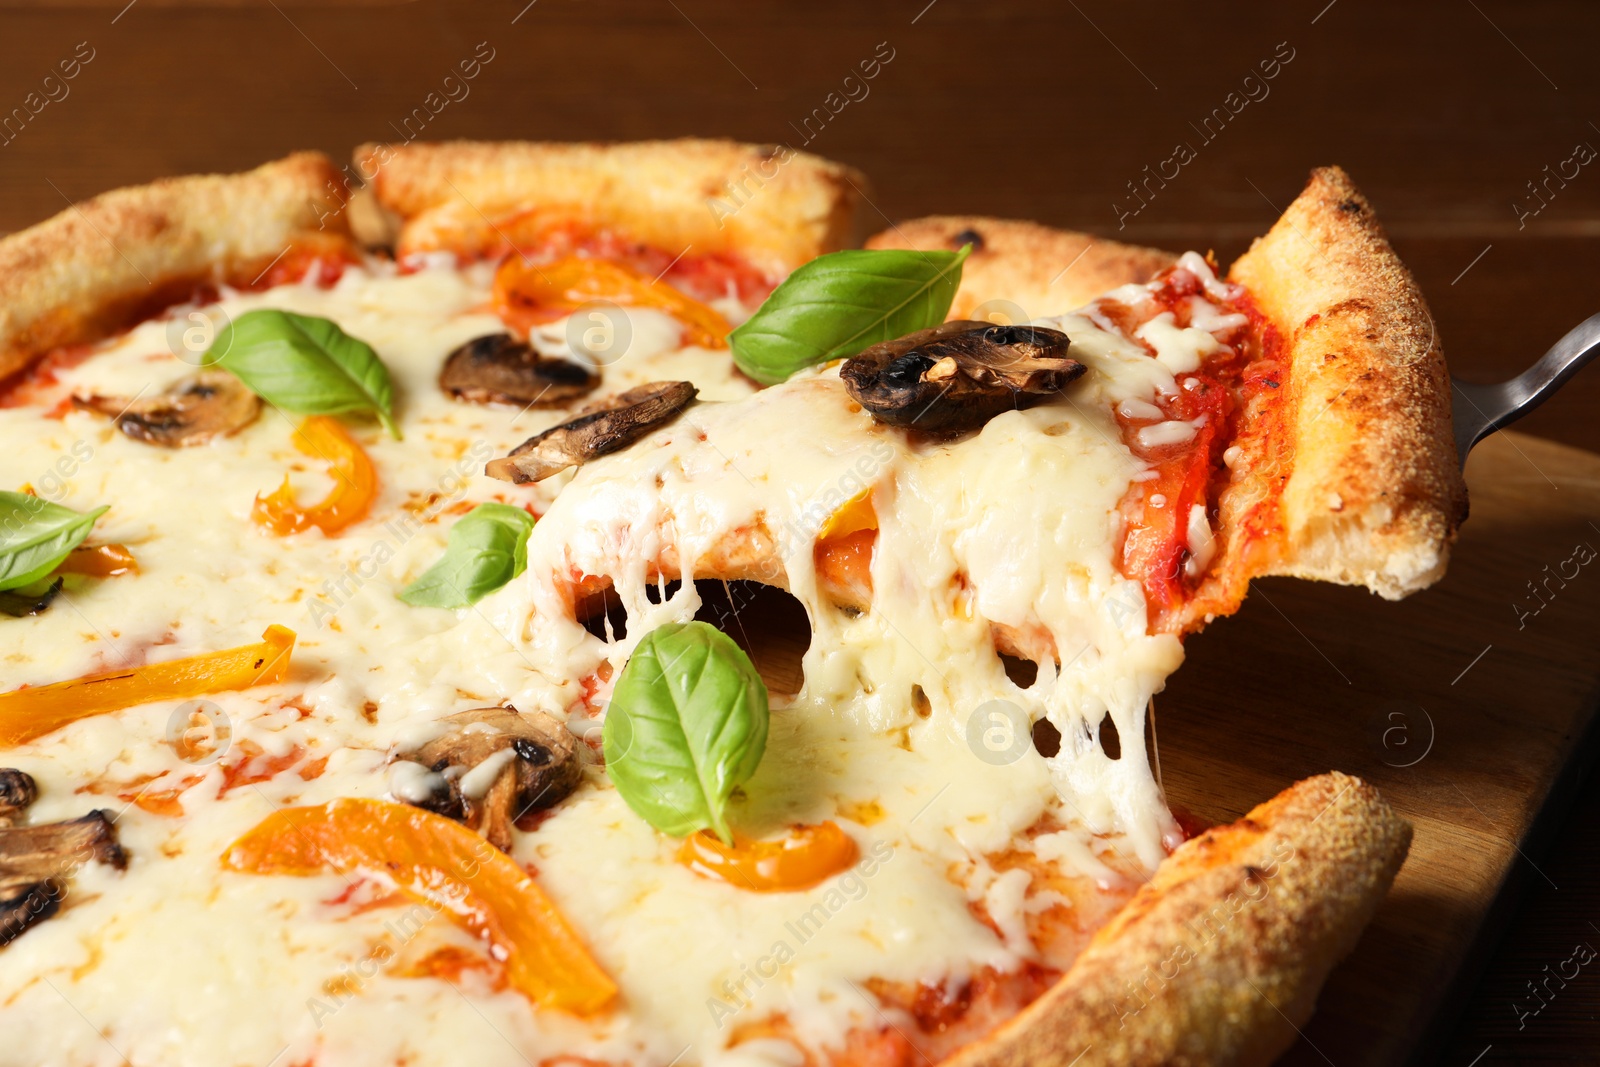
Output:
[2,1,1598,1061]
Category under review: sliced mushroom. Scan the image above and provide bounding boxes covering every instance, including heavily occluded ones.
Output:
[485,380,697,485]
[0,770,126,947]
[840,320,1083,433]
[440,332,600,407]
[0,770,36,828]
[74,371,260,447]
[388,708,581,852]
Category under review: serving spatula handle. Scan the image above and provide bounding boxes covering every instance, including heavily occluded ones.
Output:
[1452,311,1600,469]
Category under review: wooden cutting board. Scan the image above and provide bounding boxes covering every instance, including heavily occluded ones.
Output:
[722,429,1600,1065]
[1161,430,1600,1064]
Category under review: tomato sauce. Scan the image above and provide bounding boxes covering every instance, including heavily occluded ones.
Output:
[247,245,356,291]
[0,343,97,408]
[1109,261,1288,634]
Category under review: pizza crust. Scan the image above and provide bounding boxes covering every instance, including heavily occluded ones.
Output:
[952,772,1411,1067]
[864,215,1175,321]
[354,138,869,276]
[1228,167,1468,600]
[0,152,353,383]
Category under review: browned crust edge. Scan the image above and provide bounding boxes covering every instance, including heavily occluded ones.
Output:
[354,138,870,276]
[951,772,1411,1067]
[0,153,353,383]
[864,215,1176,321]
[1229,167,1469,599]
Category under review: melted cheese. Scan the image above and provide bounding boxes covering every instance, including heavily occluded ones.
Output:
[0,253,1245,1067]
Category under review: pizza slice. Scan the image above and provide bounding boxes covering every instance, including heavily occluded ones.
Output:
[867,167,1468,627]
[0,144,1461,1067]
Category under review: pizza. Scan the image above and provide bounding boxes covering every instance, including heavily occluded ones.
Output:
[0,140,1465,1067]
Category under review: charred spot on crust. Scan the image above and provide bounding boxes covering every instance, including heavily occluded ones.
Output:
[1338,200,1363,213]
[841,320,1083,433]
[485,380,698,484]
[441,332,600,407]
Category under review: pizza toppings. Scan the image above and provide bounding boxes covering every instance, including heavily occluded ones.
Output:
[73,371,261,447]
[388,707,581,853]
[54,542,138,579]
[485,380,697,484]
[602,621,769,844]
[439,332,599,407]
[494,255,732,348]
[677,821,859,892]
[814,491,877,613]
[205,309,402,439]
[0,577,62,618]
[841,320,1083,432]
[222,797,617,1016]
[1099,252,1283,632]
[0,769,126,946]
[5,544,136,616]
[399,502,535,608]
[0,625,295,746]
[0,768,33,825]
[252,416,378,536]
[0,492,107,595]
[729,246,969,385]
[0,154,1444,1066]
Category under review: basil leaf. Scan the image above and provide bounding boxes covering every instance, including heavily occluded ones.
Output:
[0,577,64,617]
[0,493,107,592]
[399,503,534,608]
[210,309,401,438]
[603,621,769,843]
[729,246,971,385]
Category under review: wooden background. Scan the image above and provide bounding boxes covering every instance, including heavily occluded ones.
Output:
[2,0,1598,1060]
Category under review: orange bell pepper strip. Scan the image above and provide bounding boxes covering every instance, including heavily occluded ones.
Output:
[494,255,732,349]
[253,416,378,536]
[223,798,618,1016]
[815,491,877,611]
[55,543,138,578]
[817,488,876,541]
[0,625,295,746]
[678,821,860,893]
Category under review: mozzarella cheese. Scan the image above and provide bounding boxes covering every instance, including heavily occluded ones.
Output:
[0,253,1243,1067]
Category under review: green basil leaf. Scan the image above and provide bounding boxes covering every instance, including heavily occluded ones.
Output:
[729,246,971,385]
[0,576,64,617]
[399,502,534,608]
[603,621,769,843]
[210,309,401,438]
[0,493,107,592]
